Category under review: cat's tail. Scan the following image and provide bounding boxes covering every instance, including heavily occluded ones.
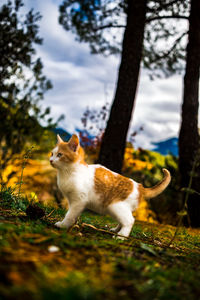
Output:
[142,168,171,199]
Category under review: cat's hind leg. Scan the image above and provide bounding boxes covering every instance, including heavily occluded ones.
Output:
[110,224,121,233]
[107,202,135,240]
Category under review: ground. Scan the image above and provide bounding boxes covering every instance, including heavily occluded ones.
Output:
[0,205,200,300]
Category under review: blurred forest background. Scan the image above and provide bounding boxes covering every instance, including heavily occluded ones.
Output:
[1,0,199,226]
[1,1,200,299]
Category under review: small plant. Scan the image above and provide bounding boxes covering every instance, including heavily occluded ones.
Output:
[167,149,200,247]
[0,184,28,211]
[17,146,35,196]
[0,146,35,212]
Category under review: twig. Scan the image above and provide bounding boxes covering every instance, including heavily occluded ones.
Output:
[18,146,34,196]
[81,223,129,239]
[165,216,182,248]
[42,208,56,219]
[81,223,182,252]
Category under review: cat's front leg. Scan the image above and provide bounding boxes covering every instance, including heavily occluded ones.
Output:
[55,203,85,230]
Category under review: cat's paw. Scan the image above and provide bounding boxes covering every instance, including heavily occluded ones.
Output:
[115,235,125,241]
[112,234,126,241]
[55,221,66,228]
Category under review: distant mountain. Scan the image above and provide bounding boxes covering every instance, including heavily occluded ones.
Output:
[52,128,71,142]
[152,137,178,156]
[51,128,95,145]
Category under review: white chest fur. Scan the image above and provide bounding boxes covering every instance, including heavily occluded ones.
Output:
[57,164,96,203]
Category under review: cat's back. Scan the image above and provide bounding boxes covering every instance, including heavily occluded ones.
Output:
[89,164,136,206]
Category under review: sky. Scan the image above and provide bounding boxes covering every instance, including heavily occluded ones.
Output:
[19,0,190,149]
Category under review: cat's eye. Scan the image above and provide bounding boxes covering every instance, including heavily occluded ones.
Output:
[57,153,62,158]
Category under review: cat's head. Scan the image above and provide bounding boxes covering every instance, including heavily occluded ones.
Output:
[50,134,85,169]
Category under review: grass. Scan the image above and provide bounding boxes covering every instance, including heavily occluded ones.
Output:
[0,187,200,300]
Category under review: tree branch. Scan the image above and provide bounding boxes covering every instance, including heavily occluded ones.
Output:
[93,24,126,31]
[147,0,184,13]
[146,15,189,23]
[148,31,188,63]
[91,16,188,31]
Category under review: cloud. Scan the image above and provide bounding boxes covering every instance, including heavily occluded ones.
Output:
[24,0,119,131]
[129,72,183,148]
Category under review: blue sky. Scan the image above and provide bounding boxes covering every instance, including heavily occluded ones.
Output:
[20,0,189,149]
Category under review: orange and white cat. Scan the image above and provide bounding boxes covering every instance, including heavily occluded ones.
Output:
[50,134,171,239]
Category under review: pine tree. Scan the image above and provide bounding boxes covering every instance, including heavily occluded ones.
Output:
[179,0,200,227]
[0,0,55,170]
[59,0,189,173]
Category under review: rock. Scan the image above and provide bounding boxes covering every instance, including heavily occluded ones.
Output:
[26,204,45,220]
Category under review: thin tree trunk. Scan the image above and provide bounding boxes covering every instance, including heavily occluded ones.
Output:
[179,0,200,227]
[97,0,147,173]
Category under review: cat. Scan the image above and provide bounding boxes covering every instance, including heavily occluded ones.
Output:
[50,134,171,239]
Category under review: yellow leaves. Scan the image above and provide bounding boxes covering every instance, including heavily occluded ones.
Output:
[123,146,153,172]
[129,159,152,171]
[122,146,157,222]
[1,157,57,205]
[133,198,157,223]
[154,262,161,268]
[30,192,39,202]
[1,159,19,184]
[2,158,53,185]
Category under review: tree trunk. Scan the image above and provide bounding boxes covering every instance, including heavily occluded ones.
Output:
[179,0,200,227]
[97,0,147,173]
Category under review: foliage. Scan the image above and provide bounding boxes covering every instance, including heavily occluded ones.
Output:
[59,0,126,56]
[144,0,189,78]
[0,0,58,172]
[123,146,153,173]
[0,136,60,206]
[59,0,189,77]
[0,149,42,212]
[0,184,28,211]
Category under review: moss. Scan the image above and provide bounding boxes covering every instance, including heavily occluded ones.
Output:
[1,194,200,300]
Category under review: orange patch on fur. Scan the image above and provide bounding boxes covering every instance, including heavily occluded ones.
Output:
[78,147,87,165]
[94,167,133,206]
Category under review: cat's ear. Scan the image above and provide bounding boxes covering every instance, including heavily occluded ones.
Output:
[57,134,64,144]
[68,134,79,152]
